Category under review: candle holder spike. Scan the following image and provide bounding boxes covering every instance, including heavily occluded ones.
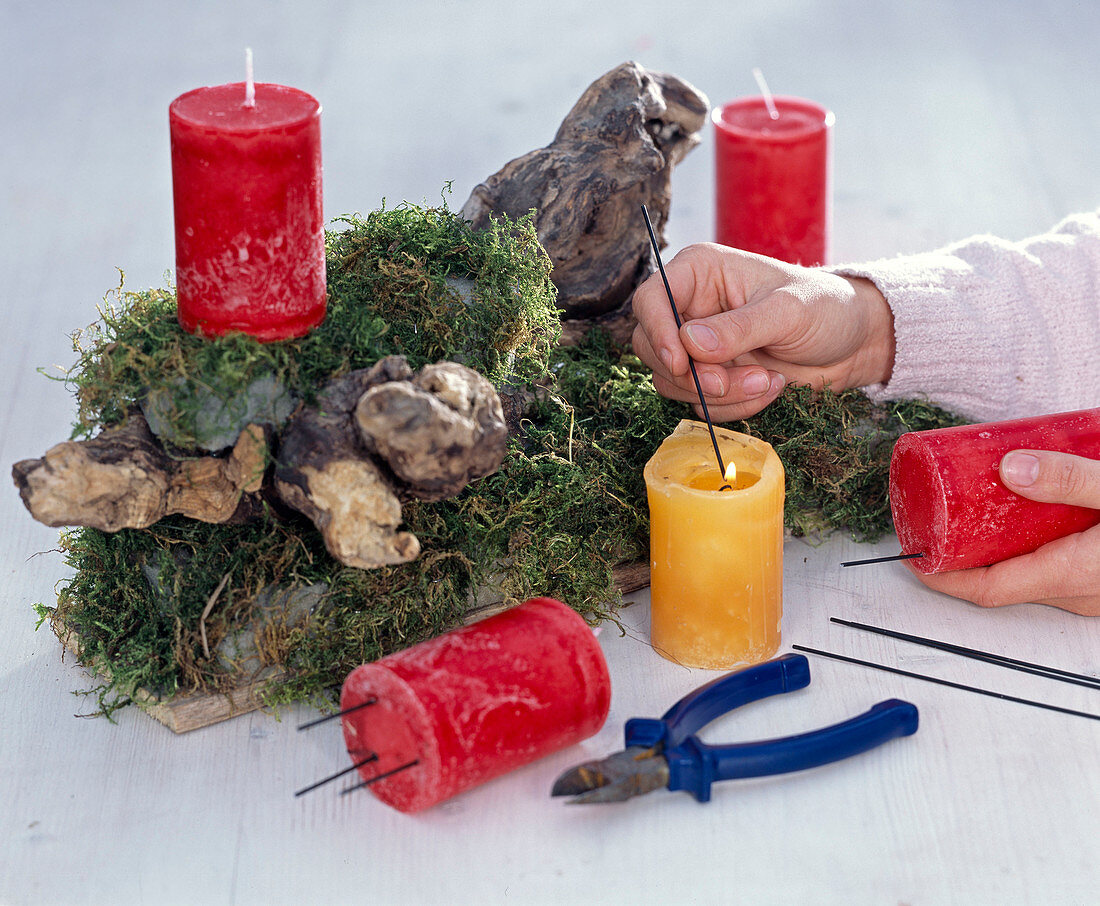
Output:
[340,760,420,797]
[840,552,924,567]
[297,697,377,731]
[294,753,378,798]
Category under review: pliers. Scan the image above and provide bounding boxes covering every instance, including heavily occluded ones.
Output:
[551,653,918,804]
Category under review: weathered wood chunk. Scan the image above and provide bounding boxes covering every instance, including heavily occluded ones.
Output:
[11,414,266,530]
[461,61,709,323]
[15,354,510,573]
[274,357,421,569]
[355,362,508,501]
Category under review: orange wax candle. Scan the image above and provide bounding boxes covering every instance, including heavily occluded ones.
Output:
[644,420,784,669]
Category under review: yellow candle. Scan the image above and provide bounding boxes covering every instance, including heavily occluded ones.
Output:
[644,419,784,669]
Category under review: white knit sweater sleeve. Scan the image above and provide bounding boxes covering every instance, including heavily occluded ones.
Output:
[830,210,1100,423]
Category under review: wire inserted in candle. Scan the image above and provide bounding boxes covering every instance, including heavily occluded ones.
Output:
[294,753,378,798]
[296,697,377,731]
[752,67,780,120]
[340,759,421,796]
[841,552,925,568]
[640,204,733,491]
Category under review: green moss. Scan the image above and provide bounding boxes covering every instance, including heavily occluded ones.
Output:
[67,204,559,447]
[41,201,964,716]
[733,384,966,540]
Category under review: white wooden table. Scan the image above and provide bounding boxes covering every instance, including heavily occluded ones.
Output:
[2,3,1098,903]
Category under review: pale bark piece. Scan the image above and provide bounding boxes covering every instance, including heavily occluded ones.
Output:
[11,415,266,530]
[461,61,709,321]
[355,361,509,501]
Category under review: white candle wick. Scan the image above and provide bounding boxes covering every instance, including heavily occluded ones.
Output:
[244,47,256,108]
[752,67,780,120]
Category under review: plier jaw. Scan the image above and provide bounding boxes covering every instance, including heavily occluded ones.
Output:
[551,653,919,805]
[550,745,670,804]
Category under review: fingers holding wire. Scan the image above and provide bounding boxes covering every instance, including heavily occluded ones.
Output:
[651,364,787,422]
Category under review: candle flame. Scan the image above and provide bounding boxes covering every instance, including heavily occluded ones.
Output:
[724,460,737,483]
[244,47,256,108]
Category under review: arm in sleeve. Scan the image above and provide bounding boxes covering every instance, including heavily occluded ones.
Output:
[830,210,1100,422]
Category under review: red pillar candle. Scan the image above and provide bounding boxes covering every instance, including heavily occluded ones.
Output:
[890,408,1100,573]
[340,597,611,813]
[169,81,326,340]
[712,96,833,265]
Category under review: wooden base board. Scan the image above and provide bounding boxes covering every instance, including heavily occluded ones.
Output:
[52,561,650,734]
[54,616,282,734]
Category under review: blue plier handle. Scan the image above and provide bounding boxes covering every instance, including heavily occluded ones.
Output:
[552,653,919,804]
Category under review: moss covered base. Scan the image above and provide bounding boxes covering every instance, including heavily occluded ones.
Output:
[35,202,964,721]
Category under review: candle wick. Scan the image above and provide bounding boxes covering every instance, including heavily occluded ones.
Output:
[244,47,256,108]
[640,204,729,482]
[752,67,780,120]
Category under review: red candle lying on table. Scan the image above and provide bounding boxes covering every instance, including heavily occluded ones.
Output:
[169,81,326,340]
[890,408,1100,573]
[340,597,611,813]
[712,95,833,265]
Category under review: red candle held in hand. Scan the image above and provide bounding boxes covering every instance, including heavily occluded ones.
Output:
[340,597,611,813]
[890,408,1100,573]
[169,81,326,340]
[713,96,833,265]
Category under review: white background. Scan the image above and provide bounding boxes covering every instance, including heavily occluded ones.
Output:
[2,2,1098,904]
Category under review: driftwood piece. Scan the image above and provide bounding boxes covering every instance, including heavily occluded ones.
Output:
[14,356,510,572]
[355,361,508,501]
[274,356,508,568]
[461,61,708,328]
[274,357,421,569]
[12,414,266,530]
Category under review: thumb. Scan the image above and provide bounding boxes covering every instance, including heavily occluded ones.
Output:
[680,301,788,365]
[999,449,1100,508]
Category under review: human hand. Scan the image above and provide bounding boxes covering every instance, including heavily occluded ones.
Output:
[913,450,1100,616]
[630,243,896,421]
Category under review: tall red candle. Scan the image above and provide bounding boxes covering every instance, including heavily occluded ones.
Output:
[712,96,833,265]
[340,597,611,813]
[890,408,1100,574]
[169,81,326,340]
